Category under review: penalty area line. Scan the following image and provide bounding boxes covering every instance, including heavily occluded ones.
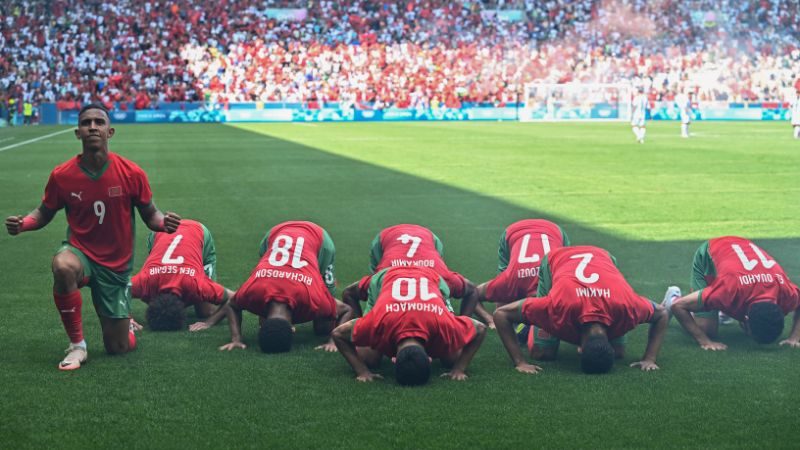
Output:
[0,128,73,152]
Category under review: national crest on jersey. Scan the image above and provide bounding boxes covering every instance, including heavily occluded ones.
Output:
[42,152,153,271]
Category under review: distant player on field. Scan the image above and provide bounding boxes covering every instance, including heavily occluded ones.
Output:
[332,266,487,384]
[675,90,692,138]
[791,88,800,140]
[202,221,351,353]
[460,219,569,329]
[631,86,648,144]
[663,236,800,350]
[131,219,235,331]
[341,224,482,321]
[4,103,180,370]
[493,246,669,374]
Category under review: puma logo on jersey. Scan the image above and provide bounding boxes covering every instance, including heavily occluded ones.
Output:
[70,192,83,201]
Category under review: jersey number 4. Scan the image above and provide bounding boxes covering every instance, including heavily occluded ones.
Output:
[397,234,422,258]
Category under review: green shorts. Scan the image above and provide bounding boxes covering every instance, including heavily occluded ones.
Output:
[57,244,132,319]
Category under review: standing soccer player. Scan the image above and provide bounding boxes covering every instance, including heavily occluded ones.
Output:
[332,266,487,384]
[4,103,180,370]
[460,219,569,329]
[675,90,692,138]
[493,246,668,374]
[791,88,800,140]
[663,236,800,350]
[131,219,235,331]
[341,224,480,321]
[631,86,648,144]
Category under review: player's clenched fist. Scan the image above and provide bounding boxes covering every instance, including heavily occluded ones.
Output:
[163,212,181,233]
[5,215,24,235]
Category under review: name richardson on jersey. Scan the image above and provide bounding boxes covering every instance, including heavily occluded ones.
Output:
[255,268,313,286]
[149,265,197,277]
[390,259,436,268]
[385,302,445,316]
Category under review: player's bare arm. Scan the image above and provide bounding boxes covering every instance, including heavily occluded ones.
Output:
[630,305,669,371]
[5,204,56,235]
[341,281,365,317]
[218,303,245,351]
[315,300,353,352]
[442,321,487,381]
[189,288,236,332]
[671,291,727,351]
[137,202,181,233]
[493,301,542,374]
[779,308,800,348]
[332,320,382,382]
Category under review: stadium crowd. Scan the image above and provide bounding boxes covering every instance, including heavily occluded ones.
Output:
[1,0,799,118]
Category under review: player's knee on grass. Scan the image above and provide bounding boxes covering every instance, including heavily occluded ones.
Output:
[313,317,334,336]
[259,318,293,353]
[530,326,559,361]
[747,302,784,344]
[101,317,131,355]
[146,293,186,331]
[395,345,431,386]
[581,335,615,374]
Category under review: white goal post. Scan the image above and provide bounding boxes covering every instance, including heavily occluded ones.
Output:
[520,83,632,122]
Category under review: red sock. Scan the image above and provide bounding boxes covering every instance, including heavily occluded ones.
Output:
[54,290,83,344]
[128,329,137,351]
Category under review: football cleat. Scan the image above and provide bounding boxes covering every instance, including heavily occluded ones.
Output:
[515,324,530,345]
[59,344,87,371]
[662,286,681,320]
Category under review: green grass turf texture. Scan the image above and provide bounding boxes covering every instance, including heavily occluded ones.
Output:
[0,121,798,448]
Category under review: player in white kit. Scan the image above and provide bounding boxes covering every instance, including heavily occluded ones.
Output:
[631,87,648,144]
[675,91,692,138]
[791,88,800,140]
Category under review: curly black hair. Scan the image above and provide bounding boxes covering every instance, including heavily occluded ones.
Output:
[258,318,293,353]
[146,293,186,331]
[581,334,615,374]
[748,301,784,344]
[395,345,431,386]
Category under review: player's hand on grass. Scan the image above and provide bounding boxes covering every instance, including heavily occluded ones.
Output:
[515,362,542,374]
[779,338,800,348]
[314,340,338,352]
[355,372,383,382]
[5,215,23,235]
[441,370,468,381]
[630,360,659,371]
[129,318,143,332]
[189,321,211,332]
[700,341,727,351]
[219,341,246,351]
[163,212,182,233]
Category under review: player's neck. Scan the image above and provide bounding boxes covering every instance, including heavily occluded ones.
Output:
[79,147,109,174]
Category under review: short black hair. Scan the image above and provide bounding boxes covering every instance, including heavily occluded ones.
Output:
[748,302,785,344]
[146,293,186,331]
[395,345,431,386]
[78,103,110,120]
[258,318,293,353]
[581,334,615,374]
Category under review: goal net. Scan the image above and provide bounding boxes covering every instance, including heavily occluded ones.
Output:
[520,83,632,122]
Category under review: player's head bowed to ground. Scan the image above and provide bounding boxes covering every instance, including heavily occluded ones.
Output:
[200,221,351,353]
[663,236,800,350]
[332,266,487,385]
[4,103,180,370]
[493,245,669,375]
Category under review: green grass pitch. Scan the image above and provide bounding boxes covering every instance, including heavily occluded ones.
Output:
[0,121,798,448]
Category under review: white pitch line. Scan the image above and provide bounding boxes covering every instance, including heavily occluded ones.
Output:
[0,128,73,152]
[0,137,14,143]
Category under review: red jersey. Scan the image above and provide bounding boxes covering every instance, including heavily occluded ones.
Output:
[42,152,153,271]
[352,267,476,358]
[701,237,799,320]
[233,221,336,323]
[369,224,468,297]
[131,220,224,305]
[521,246,655,345]
[485,219,568,302]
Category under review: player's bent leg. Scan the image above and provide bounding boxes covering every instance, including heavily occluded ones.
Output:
[529,326,559,361]
[52,249,90,370]
[357,346,383,370]
[695,311,720,339]
[194,302,216,319]
[52,250,84,294]
[313,317,335,336]
[99,316,133,354]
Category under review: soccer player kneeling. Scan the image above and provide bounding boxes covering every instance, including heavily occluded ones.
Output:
[131,219,235,331]
[332,266,487,385]
[493,246,668,374]
[200,221,351,352]
[663,236,800,350]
